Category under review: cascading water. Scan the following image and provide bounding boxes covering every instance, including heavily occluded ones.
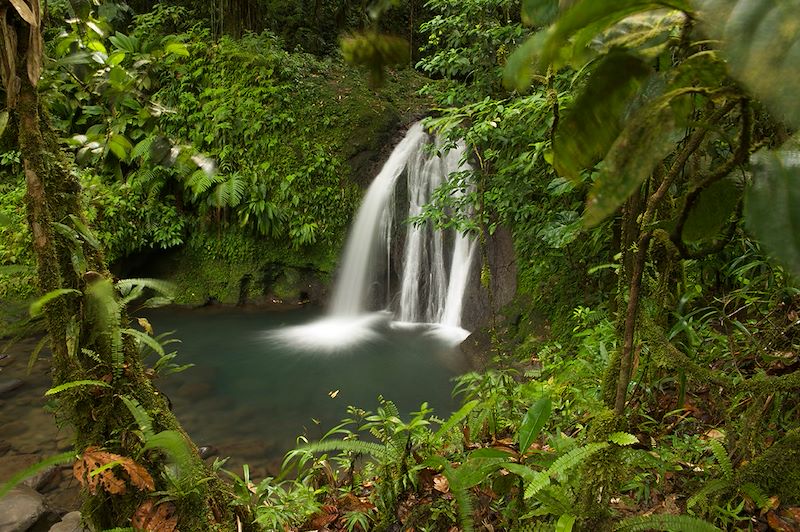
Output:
[272,121,477,350]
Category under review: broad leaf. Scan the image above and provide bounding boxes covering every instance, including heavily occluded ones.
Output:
[682,179,740,242]
[505,0,690,88]
[517,397,552,455]
[584,95,679,227]
[693,0,800,128]
[744,150,800,277]
[553,51,652,183]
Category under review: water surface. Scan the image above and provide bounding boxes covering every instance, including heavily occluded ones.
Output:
[144,306,468,476]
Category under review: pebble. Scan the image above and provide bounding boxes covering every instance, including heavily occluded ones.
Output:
[0,485,46,532]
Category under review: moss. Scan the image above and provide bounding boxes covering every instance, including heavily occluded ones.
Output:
[737,428,800,505]
[576,409,627,530]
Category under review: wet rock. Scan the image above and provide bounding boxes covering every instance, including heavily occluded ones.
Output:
[0,377,23,397]
[198,445,219,459]
[0,485,46,532]
[48,511,89,532]
[0,454,49,489]
[0,439,11,456]
[0,353,13,367]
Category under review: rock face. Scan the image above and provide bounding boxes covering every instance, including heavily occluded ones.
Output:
[461,226,517,332]
[0,485,46,532]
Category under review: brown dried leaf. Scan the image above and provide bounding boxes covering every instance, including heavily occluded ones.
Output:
[309,512,337,528]
[783,508,800,523]
[8,0,37,26]
[132,500,178,532]
[73,446,154,496]
[433,475,450,494]
[121,460,155,492]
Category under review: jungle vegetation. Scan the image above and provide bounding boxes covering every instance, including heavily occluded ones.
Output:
[0,0,799,531]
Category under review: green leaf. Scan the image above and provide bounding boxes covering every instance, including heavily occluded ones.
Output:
[164,42,189,57]
[683,180,740,242]
[27,335,48,375]
[553,51,652,182]
[517,397,552,455]
[0,451,75,499]
[744,150,800,277]
[608,432,639,446]
[584,95,679,227]
[693,0,800,127]
[143,430,193,472]
[45,380,111,396]
[68,214,102,250]
[107,134,132,161]
[556,514,577,532]
[524,470,552,498]
[505,0,691,89]
[29,289,82,317]
[122,328,165,357]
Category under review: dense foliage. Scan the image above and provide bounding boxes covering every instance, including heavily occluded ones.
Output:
[1,0,800,531]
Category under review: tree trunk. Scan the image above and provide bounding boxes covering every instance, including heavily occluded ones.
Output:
[8,9,247,531]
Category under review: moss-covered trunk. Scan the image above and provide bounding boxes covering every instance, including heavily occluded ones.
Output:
[7,7,247,530]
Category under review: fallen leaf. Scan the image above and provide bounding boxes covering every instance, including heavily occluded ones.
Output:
[132,500,178,532]
[73,446,154,496]
[433,475,449,494]
[766,510,797,532]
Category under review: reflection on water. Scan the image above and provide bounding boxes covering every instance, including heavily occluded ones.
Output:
[144,306,468,475]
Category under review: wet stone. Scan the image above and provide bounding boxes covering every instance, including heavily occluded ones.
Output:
[0,485,46,532]
[48,511,89,532]
[0,377,23,397]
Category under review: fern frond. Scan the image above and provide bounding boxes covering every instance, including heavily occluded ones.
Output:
[686,478,731,511]
[185,168,223,198]
[708,440,733,481]
[143,430,193,473]
[433,399,479,440]
[208,172,248,208]
[739,482,770,511]
[116,278,175,299]
[81,348,103,365]
[614,513,721,531]
[131,136,156,161]
[121,395,154,437]
[122,328,165,357]
[524,471,552,499]
[300,439,391,461]
[548,442,608,482]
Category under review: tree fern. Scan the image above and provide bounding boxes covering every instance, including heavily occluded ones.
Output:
[614,513,721,531]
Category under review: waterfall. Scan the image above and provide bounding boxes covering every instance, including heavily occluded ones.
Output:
[329,121,477,329]
[270,122,477,351]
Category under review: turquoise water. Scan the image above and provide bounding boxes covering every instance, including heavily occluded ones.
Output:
[143,306,468,473]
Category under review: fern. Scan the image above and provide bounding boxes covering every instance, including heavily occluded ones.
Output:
[708,440,733,481]
[27,335,49,374]
[548,442,608,482]
[185,168,223,198]
[524,471,552,499]
[424,455,475,532]
[300,439,392,461]
[122,328,165,357]
[121,396,154,437]
[45,380,111,396]
[116,278,175,300]
[686,478,731,511]
[81,348,103,365]
[739,482,770,512]
[614,513,721,531]
[131,135,156,161]
[208,172,247,208]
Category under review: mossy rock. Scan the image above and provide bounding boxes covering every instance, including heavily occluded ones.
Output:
[738,429,800,505]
